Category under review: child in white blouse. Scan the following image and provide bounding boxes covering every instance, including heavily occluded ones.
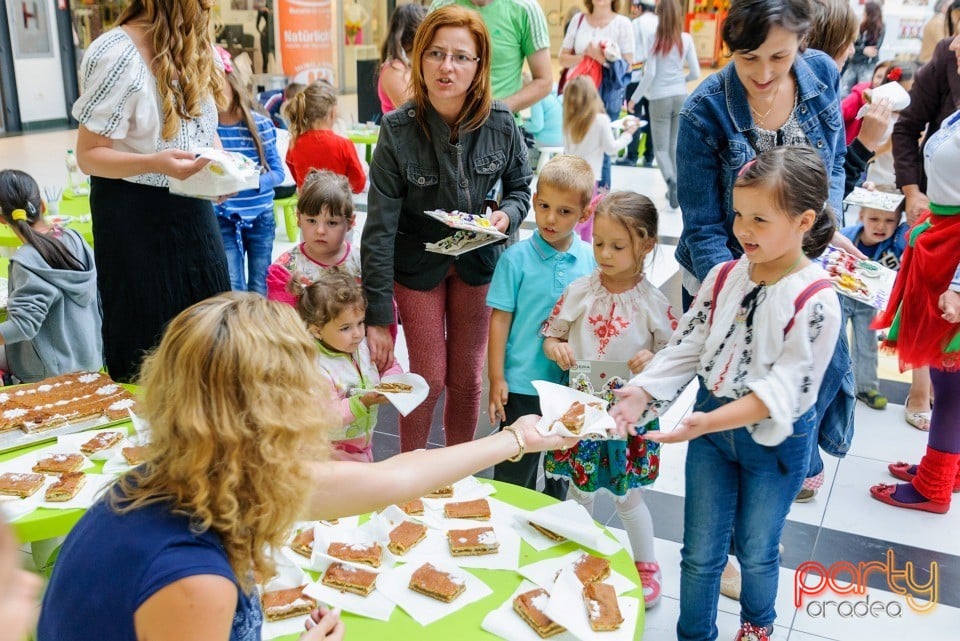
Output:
[542,191,676,609]
[611,146,842,641]
[562,76,639,241]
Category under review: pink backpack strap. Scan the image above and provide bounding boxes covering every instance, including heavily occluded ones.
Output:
[783,279,833,336]
[709,260,738,326]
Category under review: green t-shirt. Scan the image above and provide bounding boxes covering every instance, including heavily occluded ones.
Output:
[430,0,550,104]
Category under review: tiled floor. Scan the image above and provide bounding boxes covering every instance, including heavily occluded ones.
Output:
[4,128,959,641]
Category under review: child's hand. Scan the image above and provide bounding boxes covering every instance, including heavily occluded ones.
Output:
[361,392,389,408]
[644,411,710,444]
[940,290,960,323]
[544,339,576,371]
[627,349,654,375]
[302,606,345,640]
[609,386,651,437]
[489,378,509,425]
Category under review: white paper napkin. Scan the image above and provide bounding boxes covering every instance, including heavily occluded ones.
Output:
[37,473,114,510]
[0,492,43,521]
[373,374,428,417]
[168,147,260,199]
[57,429,129,460]
[302,557,396,621]
[259,556,315,640]
[510,511,569,552]
[281,519,362,572]
[310,520,397,573]
[543,566,640,641]
[525,500,622,555]
[518,551,638,595]
[481,580,581,641]
[532,380,618,439]
[856,81,911,119]
[376,561,493,626]
[421,476,496,509]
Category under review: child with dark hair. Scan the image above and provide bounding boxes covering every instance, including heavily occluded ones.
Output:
[289,270,402,461]
[0,169,102,382]
[842,61,916,145]
[214,47,286,296]
[613,146,841,641]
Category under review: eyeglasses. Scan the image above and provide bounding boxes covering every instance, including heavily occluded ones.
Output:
[423,48,480,67]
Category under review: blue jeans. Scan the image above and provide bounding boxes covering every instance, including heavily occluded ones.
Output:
[679,382,815,641]
[600,92,624,190]
[217,209,276,296]
[841,296,878,394]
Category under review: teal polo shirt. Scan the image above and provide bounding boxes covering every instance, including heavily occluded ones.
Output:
[486,231,596,395]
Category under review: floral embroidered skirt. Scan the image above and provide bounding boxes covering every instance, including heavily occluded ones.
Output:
[545,418,660,496]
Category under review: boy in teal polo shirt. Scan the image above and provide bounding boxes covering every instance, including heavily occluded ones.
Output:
[487,155,596,498]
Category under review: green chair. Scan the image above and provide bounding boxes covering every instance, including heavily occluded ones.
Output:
[273,195,299,243]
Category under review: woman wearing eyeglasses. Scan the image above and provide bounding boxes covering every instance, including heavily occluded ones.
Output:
[361,5,532,453]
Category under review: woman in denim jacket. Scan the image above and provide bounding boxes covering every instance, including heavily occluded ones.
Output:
[675,0,858,306]
[361,6,532,452]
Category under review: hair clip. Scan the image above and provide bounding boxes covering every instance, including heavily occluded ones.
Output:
[11,208,28,221]
[737,159,757,177]
[26,201,37,214]
[886,67,902,82]
[215,46,234,74]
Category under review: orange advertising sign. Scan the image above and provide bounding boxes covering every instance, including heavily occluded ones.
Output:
[277,0,335,84]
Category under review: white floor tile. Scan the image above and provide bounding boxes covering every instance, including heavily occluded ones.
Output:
[846,402,929,463]
[641,595,681,641]
[821,454,960,555]
[786,631,840,641]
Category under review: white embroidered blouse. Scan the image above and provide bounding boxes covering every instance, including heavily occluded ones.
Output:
[543,271,678,360]
[71,29,218,187]
[630,257,842,446]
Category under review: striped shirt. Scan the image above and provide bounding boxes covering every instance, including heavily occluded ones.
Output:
[215,112,285,221]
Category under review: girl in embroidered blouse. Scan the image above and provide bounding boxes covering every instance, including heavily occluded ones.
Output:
[611,146,841,641]
[283,81,366,193]
[542,191,676,610]
[289,271,401,462]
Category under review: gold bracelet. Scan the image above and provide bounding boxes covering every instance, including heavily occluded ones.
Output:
[502,425,525,462]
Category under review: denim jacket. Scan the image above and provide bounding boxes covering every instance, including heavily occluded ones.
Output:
[361,100,532,326]
[676,49,847,283]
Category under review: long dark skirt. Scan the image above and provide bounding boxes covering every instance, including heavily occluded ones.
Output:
[90,177,230,382]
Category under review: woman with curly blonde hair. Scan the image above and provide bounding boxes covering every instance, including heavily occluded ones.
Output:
[38,292,577,640]
[71,0,231,383]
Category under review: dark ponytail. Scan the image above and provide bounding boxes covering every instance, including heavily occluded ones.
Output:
[0,169,85,271]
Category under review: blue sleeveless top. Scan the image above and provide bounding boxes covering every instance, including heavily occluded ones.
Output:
[37,483,262,641]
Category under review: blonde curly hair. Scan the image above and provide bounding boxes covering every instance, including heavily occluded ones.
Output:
[118,0,226,141]
[112,293,332,589]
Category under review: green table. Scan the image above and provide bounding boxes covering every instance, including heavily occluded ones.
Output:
[275,479,644,640]
[346,129,379,164]
[0,191,93,248]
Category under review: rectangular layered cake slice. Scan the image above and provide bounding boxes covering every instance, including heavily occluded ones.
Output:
[400,498,424,516]
[447,526,499,556]
[121,446,149,466]
[321,562,378,596]
[290,528,315,558]
[443,498,491,520]
[408,563,466,603]
[387,521,427,556]
[326,541,383,568]
[559,401,585,435]
[573,552,611,585]
[32,452,84,474]
[513,587,566,638]
[583,582,624,631]
[79,431,124,454]
[424,485,453,499]
[261,585,317,622]
[528,521,566,542]
[45,472,87,502]
[0,472,45,498]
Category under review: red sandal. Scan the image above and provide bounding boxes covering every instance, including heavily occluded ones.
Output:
[888,462,960,492]
[870,483,950,514]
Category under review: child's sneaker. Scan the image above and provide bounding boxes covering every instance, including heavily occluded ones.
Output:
[635,561,662,609]
[734,622,772,641]
[856,389,888,410]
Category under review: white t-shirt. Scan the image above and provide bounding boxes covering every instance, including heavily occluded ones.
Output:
[562,13,634,59]
[564,113,633,181]
[71,28,218,187]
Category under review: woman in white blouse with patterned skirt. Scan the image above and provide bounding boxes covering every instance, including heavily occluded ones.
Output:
[71,0,231,382]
